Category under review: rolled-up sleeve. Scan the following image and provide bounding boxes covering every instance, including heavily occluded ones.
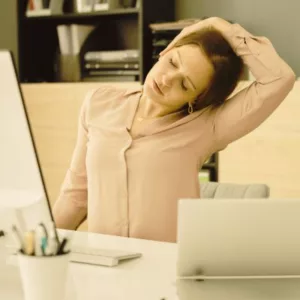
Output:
[53,89,95,230]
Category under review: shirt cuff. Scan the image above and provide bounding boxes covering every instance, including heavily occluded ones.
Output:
[222,23,260,56]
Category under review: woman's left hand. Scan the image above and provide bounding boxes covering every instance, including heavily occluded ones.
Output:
[159,17,231,56]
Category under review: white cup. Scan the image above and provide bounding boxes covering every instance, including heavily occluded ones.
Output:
[18,252,70,300]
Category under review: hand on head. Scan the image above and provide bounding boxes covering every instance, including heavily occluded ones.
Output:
[159,17,230,57]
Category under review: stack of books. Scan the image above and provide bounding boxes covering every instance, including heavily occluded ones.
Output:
[75,0,125,12]
[26,0,64,17]
[82,49,140,82]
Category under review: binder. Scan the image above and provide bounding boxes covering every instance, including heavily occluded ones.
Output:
[57,25,72,55]
[70,24,95,55]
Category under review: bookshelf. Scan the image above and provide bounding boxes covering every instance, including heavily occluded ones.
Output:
[17,0,175,83]
[202,153,219,182]
[22,8,139,20]
[16,0,218,182]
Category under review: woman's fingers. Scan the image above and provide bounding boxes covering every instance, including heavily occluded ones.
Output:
[159,28,190,56]
[159,19,215,56]
[159,36,181,56]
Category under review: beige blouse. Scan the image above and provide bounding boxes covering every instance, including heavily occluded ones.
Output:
[53,23,296,242]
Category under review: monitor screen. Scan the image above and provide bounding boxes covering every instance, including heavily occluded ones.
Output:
[0,50,53,232]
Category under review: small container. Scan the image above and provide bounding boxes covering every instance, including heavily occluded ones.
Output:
[18,251,70,300]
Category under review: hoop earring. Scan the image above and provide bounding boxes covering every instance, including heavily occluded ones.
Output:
[188,102,194,114]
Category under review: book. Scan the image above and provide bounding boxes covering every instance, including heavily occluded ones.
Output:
[75,0,121,12]
[28,0,35,10]
[149,19,201,32]
[93,0,109,11]
[84,50,139,62]
[42,0,51,7]
[198,170,210,183]
[70,24,95,55]
[33,0,43,9]
[26,0,64,17]
[56,24,95,55]
[57,25,72,55]
[82,75,138,82]
[26,9,51,17]
[84,62,139,70]
[88,70,139,76]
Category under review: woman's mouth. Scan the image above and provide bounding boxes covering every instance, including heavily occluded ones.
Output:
[152,79,163,95]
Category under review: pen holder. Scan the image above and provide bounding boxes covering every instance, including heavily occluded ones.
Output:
[18,252,70,300]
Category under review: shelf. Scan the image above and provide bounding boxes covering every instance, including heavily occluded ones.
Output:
[202,163,216,169]
[22,8,139,21]
[18,0,176,90]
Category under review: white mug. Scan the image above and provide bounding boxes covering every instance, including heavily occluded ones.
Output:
[18,252,70,300]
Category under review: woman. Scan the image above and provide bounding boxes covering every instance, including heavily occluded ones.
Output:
[53,17,295,242]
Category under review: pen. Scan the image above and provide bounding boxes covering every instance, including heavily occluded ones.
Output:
[23,231,35,255]
[46,221,59,255]
[12,225,24,253]
[39,222,48,239]
[35,224,48,256]
[57,237,70,255]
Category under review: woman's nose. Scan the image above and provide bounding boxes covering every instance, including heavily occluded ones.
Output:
[162,73,174,87]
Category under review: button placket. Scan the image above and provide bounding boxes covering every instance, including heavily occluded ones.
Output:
[120,132,133,236]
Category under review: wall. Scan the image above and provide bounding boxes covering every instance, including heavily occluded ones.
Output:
[176,0,300,76]
[218,80,300,198]
[0,1,18,70]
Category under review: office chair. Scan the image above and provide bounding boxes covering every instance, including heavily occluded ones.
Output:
[200,182,270,199]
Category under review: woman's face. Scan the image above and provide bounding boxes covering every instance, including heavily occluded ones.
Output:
[144,44,214,111]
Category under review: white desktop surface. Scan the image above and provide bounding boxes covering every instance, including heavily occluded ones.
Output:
[2,231,300,300]
[0,229,178,300]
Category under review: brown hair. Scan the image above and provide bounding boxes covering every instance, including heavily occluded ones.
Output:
[174,27,244,110]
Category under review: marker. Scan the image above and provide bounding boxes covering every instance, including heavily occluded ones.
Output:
[35,224,48,256]
[39,222,48,239]
[46,221,59,255]
[23,231,35,255]
[34,225,44,256]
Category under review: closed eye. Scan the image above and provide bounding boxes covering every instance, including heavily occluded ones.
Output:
[169,58,176,67]
[169,58,188,91]
[181,82,188,91]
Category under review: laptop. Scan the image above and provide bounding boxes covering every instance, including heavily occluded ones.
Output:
[177,198,300,280]
[0,50,141,267]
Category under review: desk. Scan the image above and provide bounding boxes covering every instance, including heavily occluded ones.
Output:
[2,230,300,300]
[1,229,178,300]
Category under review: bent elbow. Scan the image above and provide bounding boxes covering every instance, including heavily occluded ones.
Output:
[283,67,296,90]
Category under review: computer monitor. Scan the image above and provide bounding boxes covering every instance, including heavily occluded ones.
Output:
[177,198,300,279]
[0,51,143,266]
[0,50,53,233]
